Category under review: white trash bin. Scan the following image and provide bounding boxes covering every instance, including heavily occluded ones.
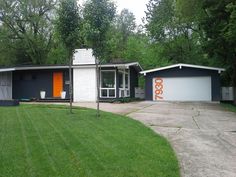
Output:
[40,91,46,99]
[61,91,66,99]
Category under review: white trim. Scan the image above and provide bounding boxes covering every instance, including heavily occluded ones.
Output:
[100,88,116,98]
[0,68,15,72]
[0,62,142,72]
[100,70,116,98]
[101,62,143,71]
[118,69,130,98]
[140,63,225,75]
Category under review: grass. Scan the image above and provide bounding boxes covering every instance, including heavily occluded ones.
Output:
[0,104,180,177]
[221,102,236,113]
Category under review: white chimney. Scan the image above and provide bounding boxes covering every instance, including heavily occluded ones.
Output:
[73,48,96,65]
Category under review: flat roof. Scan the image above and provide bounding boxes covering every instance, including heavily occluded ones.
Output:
[0,62,143,72]
[0,68,15,72]
[100,62,143,71]
[0,65,69,72]
[140,63,225,75]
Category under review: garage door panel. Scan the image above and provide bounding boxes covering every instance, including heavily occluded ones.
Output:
[153,77,212,101]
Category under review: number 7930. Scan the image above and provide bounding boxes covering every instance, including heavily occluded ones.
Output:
[154,78,163,100]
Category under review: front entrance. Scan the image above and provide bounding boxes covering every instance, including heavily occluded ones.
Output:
[53,72,63,97]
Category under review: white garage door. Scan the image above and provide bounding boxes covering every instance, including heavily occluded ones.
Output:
[153,77,212,101]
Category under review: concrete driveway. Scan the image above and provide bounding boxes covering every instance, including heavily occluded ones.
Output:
[74,101,236,177]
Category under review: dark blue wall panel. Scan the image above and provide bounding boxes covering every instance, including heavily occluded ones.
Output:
[130,66,139,98]
[13,69,70,99]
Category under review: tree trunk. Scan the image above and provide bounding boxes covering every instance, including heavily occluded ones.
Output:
[69,54,73,114]
[96,58,100,118]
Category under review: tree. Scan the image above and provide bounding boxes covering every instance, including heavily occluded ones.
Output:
[116,9,136,46]
[100,8,137,60]
[145,0,175,41]
[175,0,236,103]
[200,0,236,102]
[83,0,116,117]
[145,0,208,65]
[57,0,81,113]
[0,0,57,65]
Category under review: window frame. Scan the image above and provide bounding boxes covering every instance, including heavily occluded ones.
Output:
[118,69,130,98]
[100,70,116,98]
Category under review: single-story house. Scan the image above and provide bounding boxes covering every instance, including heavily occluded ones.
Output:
[140,63,225,101]
[0,49,142,102]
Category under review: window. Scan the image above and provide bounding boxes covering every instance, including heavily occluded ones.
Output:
[100,70,116,98]
[118,72,123,88]
[118,69,130,98]
[101,71,115,88]
[125,73,129,89]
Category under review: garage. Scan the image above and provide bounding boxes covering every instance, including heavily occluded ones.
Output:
[141,63,225,101]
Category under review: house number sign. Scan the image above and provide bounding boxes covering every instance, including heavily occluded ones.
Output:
[154,77,163,100]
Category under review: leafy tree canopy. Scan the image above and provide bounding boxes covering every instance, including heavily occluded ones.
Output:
[57,0,82,58]
[0,0,57,65]
[83,0,116,60]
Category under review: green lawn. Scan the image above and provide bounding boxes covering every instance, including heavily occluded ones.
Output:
[221,102,236,113]
[0,104,180,177]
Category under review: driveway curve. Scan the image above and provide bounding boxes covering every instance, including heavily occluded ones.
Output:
[74,101,236,177]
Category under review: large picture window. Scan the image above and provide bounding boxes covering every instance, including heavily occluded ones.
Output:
[100,70,116,98]
[101,71,115,88]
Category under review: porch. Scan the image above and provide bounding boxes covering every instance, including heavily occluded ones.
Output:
[99,63,141,100]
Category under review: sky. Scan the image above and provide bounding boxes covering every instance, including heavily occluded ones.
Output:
[79,0,149,25]
[114,0,149,25]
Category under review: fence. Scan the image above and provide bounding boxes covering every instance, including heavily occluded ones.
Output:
[135,87,145,99]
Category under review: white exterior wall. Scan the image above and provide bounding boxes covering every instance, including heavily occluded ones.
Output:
[73,67,97,102]
[73,49,96,65]
[153,76,212,101]
[0,72,12,100]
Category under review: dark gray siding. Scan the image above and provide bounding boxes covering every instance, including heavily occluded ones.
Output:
[130,66,139,98]
[145,67,221,101]
[13,69,70,99]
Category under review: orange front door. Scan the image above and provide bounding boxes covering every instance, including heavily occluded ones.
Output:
[53,72,63,97]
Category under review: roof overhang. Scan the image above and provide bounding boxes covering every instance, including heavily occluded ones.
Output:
[0,65,69,72]
[15,65,69,70]
[140,63,225,75]
[100,62,143,72]
[72,64,96,69]
[0,68,15,73]
[0,62,143,72]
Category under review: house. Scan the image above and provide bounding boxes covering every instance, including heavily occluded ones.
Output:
[140,63,225,101]
[0,49,142,102]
